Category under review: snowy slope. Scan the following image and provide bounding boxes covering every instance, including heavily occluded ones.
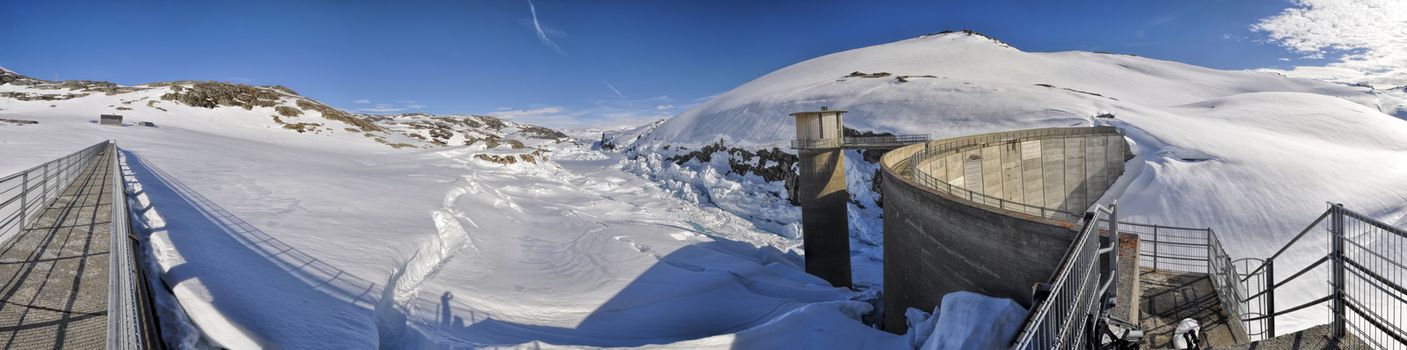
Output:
[0,69,903,348]
[648,32,1404,149]
[627,31,1407,332]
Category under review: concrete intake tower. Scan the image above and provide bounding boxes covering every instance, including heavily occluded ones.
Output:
[788,108,929,289]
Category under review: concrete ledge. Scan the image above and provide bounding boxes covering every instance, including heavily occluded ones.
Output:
[878,127,1131,333]
[1113,233,1141,323]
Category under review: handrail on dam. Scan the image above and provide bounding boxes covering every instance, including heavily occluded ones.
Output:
[1012,204,1118,349]
[0,141,107,242]
[790,134,929,150]
[890,126,1126,223]
[1104,220,1253,342]
[0,141,162,349]
[1232,204,1407,348]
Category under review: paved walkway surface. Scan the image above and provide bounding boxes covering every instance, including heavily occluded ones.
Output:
[1140,268,1249,349]
[0,146,112,349]
[1212,324,1370,350]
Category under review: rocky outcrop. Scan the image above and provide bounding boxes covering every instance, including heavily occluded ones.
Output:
[160,81,285,110]
[667,140,801,204]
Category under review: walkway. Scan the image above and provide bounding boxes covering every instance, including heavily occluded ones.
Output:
[1140,268,1249,348]
[0,145,113,348]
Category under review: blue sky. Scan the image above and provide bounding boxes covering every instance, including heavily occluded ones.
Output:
[0,0,1387,129]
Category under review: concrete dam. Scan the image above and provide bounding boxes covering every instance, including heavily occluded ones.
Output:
[784,107,1132,333]
[789,109,1404,348]
[878,126,1131,332]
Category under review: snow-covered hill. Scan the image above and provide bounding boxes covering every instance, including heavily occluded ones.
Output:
[0,68,902,348]
[646,31,1405,149]
[622,31,1407,332]
[0,67,568,171]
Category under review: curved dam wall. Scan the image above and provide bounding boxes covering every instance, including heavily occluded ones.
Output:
[879,126,1130,333]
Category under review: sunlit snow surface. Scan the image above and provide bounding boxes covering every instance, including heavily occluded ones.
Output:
[0,91,903,348]
[3,31,1407,348]
[632,33,1407,333]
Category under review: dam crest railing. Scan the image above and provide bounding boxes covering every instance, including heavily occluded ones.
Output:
[1011,203,1405,349]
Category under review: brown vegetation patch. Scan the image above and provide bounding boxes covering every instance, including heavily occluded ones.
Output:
[521,124,568,140]
[846,71,892,78]
[160,81,284,109]
[0,91,90,101]
[0,118,38,126]
[275,105,303,117]
[473,153,539,165]
[295,99,383,132]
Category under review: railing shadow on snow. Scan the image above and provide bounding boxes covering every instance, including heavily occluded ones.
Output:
[123,150,382,309]
[418,239,860,349]
[124,149,867,349]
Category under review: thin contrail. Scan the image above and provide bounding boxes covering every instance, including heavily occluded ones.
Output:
[527,0,565,55]
[604,81,625,98]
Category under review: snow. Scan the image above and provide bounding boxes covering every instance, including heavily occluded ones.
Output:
[4,29,1405,347]
[629,31,1407,333]
[0,75,905,348]
[918,292,1027,350]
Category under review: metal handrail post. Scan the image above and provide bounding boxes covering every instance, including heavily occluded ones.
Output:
[42,163,50,208]
[1329,203,1346,340]
[1153,226,1159,270]
[1266,258,1275,338]
[1109,201,1119,293]
[18,172,27,232]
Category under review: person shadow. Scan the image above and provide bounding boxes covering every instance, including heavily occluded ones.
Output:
[124,149,883,349]
[416,239,869,349]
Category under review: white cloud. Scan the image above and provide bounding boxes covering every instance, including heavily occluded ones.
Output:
[491,102,671,130]
[356,101,427,113]
[1251,0,1407,88]
[655,104,674,110]
[604,81,624,98]
[359,104,406,113]
[527,0,566,55]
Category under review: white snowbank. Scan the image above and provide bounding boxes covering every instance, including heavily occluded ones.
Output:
[631,31,1407,332]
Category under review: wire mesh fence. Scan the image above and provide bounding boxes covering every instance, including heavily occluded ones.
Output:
[1234,205,1405,348]
[1338,207,1406,349]
[1011,207,1111,349]
[0,141,108,244]
[899,127,1124,223]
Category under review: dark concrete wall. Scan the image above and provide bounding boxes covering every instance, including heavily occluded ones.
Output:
[878,127,1130,333]
[880,170,1075,332]
[798,148,851,288]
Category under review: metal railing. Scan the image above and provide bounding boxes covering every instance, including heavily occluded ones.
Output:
[0,141,108,244]
[1105,220,1255,341]
[842,134,930,148]
[789,134,929,150]
[1237,204,1406,348]
[0,141,159,349]
[108,144,158,349]
[901,127,1123,222]
[1012,204,1117,349]
[790,138,842,150]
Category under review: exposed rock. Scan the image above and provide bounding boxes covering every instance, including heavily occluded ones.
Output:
[521,124,568,140]
[473,153,539,165]
[161,81,284,110]
[275,105,303,117]
[295,99,383,132]
[668,140,801,204]
[0,91,90,101]
[0,118,38,126]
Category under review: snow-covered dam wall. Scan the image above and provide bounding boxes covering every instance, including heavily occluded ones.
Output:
[878,126,1130,333]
